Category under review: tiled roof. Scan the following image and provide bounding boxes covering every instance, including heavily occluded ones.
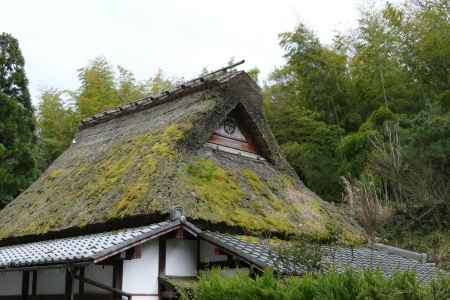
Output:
[200,231,289,272]
[327,246,440,282]
[0,219,442,283]
[203,232,442,282]
[0,221,176,269]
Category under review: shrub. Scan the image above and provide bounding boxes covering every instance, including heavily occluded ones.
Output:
[190,269,450,300]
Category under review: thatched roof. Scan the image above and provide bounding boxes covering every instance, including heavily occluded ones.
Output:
[0,66,364,245]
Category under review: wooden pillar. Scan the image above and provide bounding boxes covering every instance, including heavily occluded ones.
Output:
[112,261,123,300]
[158,238,167,300]
[196,239,201,273]
[31,270,37,297]
[78,267,85,297]
[158,238,166,275]
[65,268,74,300]
[21,271,30,300]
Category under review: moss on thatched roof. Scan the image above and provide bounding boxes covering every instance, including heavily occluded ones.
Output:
[0,70,364,245]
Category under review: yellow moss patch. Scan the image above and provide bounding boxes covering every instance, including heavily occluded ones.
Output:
[186,159,245,218]
[107,123,191,218]
[185,160,297,234]
[242,169,265,194]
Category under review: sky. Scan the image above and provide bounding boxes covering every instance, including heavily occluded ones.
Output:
[0,0,364,106]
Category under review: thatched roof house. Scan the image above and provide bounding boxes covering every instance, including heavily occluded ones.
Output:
[0,62,363,245]
[0,63,440,300]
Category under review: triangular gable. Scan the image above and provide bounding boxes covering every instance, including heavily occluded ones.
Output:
[206,109,263,160]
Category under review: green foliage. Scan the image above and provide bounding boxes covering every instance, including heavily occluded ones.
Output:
[264,101,345,201]
[77,57,121,118]
[0,33,38,207]
[263,0,450,264]
[116,66,146,103]
[264,1,450,218]
[37,88,80,164]
[31,58,177,178]
[77,58,175,119]
[247,67,260,83]
[192,269,450,300]
[143,68,174,95]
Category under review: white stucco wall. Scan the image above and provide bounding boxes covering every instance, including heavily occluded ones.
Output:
[36,268,66,295]
[84,264,113,294]
[165,239,197,277]
[122,239,159,300]
[0,271,22,295]
[200,240,228,263]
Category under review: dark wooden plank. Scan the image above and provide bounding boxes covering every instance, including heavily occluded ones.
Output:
[78,267,85,296]
[196,239,201,273]
[209,134,257,154]
[159,238,166,275]
[65,269,73,300]
[21,271,30,300]
[31,271,37,297]
[112,261,123,300]
[175,228,184,240]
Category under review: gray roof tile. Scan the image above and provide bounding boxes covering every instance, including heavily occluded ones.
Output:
[0,221,173,269]
[0,221,442,283]
[204,232,442,282]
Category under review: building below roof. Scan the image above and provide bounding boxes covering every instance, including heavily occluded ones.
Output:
[0,210,444,300]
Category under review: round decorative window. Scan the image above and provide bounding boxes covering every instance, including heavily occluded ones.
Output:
[223,118,236,135]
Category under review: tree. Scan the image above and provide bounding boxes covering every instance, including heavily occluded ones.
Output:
[142,68,173,95]
[37,88,79,164]
[0,33,38,207]
[77,57,120,118]
[117,66,146,103]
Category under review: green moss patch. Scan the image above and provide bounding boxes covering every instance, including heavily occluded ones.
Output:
[181,158,364,243]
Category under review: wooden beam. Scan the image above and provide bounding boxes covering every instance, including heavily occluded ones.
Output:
[72,273,134,298]
[21,271,29,300]
[31,270,37,297]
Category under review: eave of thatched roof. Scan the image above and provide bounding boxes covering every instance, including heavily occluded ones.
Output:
[0,67,365,246]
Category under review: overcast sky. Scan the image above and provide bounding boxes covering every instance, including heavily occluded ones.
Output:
[1,0,365,106]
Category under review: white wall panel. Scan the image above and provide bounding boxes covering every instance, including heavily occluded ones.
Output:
[122,239,159,300]
[200,240,228,263]
[166,239,197,277]
[84,264,113,294]
[36,268,66,295]
[0,271,22,295]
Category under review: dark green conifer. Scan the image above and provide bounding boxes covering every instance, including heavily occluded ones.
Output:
[0,33,38,207]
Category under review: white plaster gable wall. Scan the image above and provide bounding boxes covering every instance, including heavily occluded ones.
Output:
[84,264,113,294]
[165,239,197,277]
[0,271,22,295]
[122,239,159,300]
[37,268,66,295]
[200,240,228,263]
